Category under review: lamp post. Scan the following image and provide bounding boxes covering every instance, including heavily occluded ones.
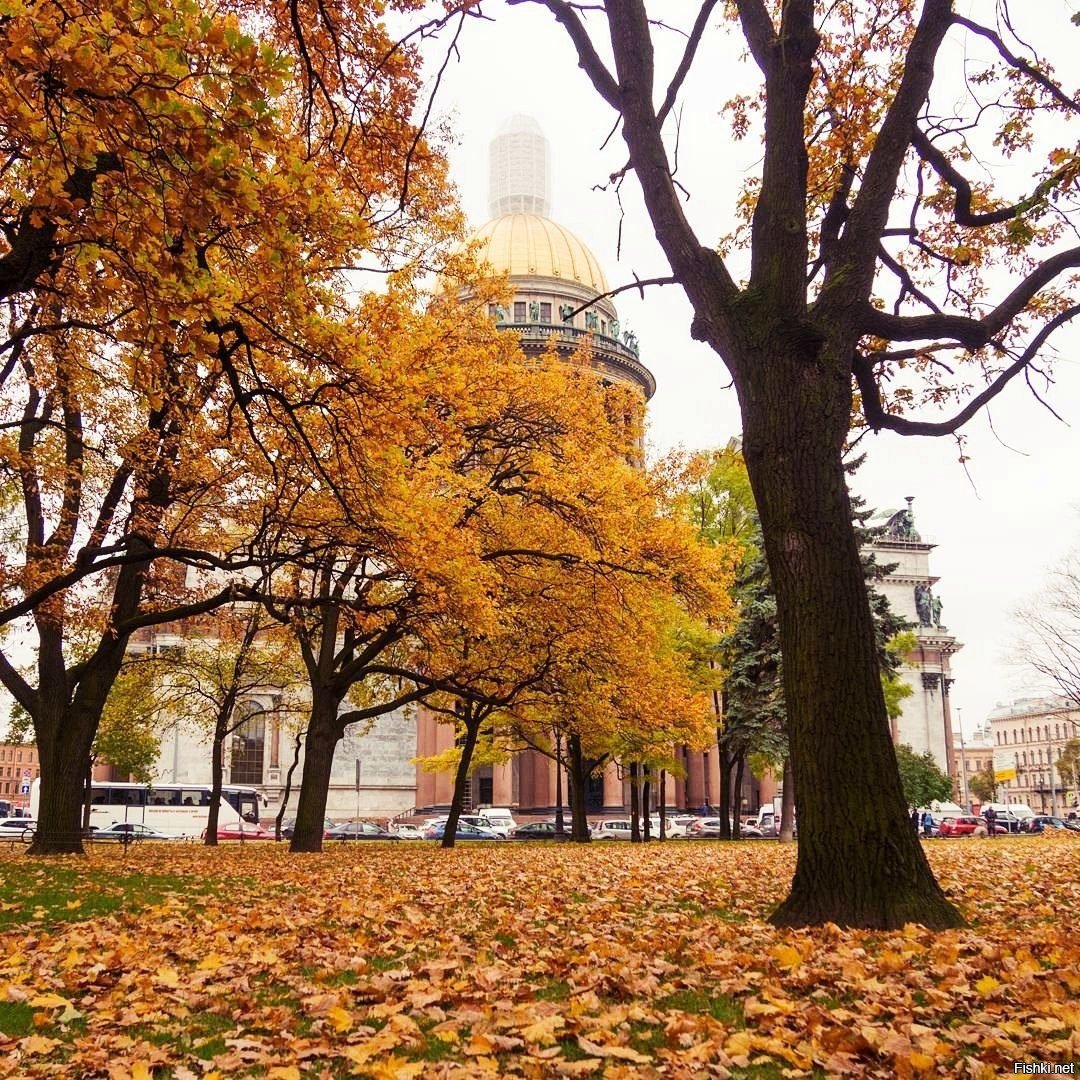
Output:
[957,708,970,811]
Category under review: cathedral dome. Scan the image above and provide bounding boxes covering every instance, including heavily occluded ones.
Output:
[469,213,609,294]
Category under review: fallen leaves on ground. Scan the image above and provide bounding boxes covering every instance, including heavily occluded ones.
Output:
[0,835,1077,1077]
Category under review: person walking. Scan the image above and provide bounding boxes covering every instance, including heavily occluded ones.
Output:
[983,805,997,837]
[910,808,919,831]
[921,810,934,838]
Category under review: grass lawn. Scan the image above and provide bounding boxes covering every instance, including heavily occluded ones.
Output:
[0,836,1076,1077]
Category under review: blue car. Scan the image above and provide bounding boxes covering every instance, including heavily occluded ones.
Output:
[424,820,502,841]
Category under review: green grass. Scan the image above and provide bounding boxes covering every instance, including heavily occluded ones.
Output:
[657,988,744,1026]
[0,1001,36,1037]
[533,978,573,1002]
[0,862,231,930]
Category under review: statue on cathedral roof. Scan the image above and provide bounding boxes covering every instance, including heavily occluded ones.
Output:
[884,496,920,541]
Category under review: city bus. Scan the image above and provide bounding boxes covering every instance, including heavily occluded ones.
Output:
[30,780,262,837]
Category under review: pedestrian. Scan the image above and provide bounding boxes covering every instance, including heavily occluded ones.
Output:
[910,808,919,830]
[983,805,997,836]
[921,810,934,838]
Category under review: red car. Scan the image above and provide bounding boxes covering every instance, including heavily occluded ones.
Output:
[202,822,276,841]
[938,815,1007,837]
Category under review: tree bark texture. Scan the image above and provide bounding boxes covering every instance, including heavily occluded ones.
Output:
[732,753,745,840]
[290,694,342,853]
[443,709,481,849]
[739,350,962,927]
[778,757,796,843]
[205,729,224,846]
[29,697,96,854]
[629,763,640,842]
[566,736,592,842]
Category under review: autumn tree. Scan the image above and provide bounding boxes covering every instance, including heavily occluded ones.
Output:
[144,607,306,845]
[968,764,997,806]
[509,0,1080,927]
[1055,738,1080,804]
[0,0,461,851]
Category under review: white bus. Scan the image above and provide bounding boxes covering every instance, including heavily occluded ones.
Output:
[30,780,262,837]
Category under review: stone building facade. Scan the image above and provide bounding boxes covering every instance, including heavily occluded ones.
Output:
[984,697,1080,814]
[868,499,962,776]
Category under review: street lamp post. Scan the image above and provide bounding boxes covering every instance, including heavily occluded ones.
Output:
[956,708,970,811]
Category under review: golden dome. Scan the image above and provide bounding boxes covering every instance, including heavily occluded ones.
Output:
[469,214,609,293]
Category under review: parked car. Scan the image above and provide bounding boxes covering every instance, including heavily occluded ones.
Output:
[686,817,725,838]
[90,822,180,842]
[475,808,517,837]
[939,815,1006,837]
[278,817,334,839]
[591,819,635,840]
[0,817,36,839]
[424,820,502,841]
[326,819,399,841]
[509,820,566,840]
[460,814,502,835]
[389,823,425,840]
[664,815,699,838]
[203,822,276,840]
[1025,815,1079,834]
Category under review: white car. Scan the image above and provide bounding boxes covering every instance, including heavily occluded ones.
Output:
[0,817,35,837]
[591,819,635,840]
[390,823,424,840]
[661,815,698,838]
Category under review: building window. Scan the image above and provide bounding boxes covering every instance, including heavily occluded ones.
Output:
[514,301,526,322]
[539,303,552,323]
[230,703,265,786]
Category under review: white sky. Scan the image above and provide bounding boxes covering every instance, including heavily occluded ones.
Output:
[432,3,1080,736]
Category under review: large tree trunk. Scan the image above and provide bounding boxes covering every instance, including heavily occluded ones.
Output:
[443,708,481,849]
[718,742,733,839]
[29,698,97,854]
[778,757,796,843]
[740,357,962,928]
[629,763,640,842]
[205,728,225,846]
[566,735,591,842]
[642,767,652,841]
[715,686,732,838]
[553,732,566,838]
[290,694,342,853]
[731,752,745,840]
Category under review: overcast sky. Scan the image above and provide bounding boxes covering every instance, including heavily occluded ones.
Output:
[432,3,1080,736]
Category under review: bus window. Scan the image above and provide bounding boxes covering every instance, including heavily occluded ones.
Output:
[239,795,260,823]
[90,788,111,805]
[181,789,211,807]
[148,789,180,806]
[110,788,146,807]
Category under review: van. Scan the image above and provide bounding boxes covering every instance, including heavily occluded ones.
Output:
[477,808,516,837]
[979,803,1034,833]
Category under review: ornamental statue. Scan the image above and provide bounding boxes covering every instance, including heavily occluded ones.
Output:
[558,303,575,324]
[623,329,638,355]
[884,497,920,541]
[931,594,943,627]
[609,318,620,340]
[584,309,599,331]
[493,304,507,325]
[529,300,540,322]
[914,584,933,627]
